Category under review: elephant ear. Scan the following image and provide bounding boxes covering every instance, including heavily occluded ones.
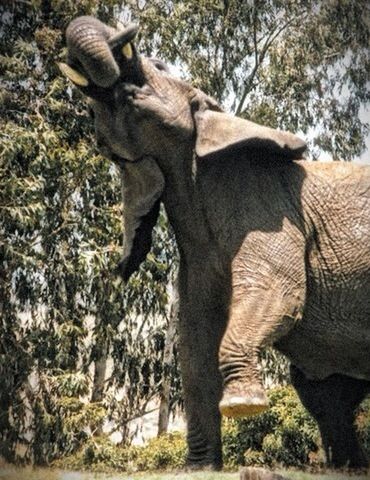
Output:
[116,156,165,281]
[193,109,307,160]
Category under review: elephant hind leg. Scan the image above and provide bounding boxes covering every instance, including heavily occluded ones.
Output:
[290,365,370,469]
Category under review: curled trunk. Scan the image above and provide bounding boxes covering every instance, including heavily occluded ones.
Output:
[66,16,139,88]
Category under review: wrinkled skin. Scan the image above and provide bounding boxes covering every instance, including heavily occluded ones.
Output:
[62,17,370,471]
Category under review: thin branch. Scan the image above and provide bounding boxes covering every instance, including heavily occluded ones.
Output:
[235,10,307,115]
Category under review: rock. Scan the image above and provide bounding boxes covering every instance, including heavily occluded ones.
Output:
[240,466,290,480]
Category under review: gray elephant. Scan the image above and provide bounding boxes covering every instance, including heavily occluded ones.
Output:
[60,16,370,471]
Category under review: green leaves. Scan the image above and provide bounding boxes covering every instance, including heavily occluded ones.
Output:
[0,1,178,463]
[222,386,320,468]
[52,372,90,397]
[130,0,369,160]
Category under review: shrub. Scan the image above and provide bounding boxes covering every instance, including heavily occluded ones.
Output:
[222,386,320,469]
[222,406,277,467]
[357,396,370,454]
[52,435,131,472]
[52,432,187,473]
[52,386,370,472]
[133,432,187,470]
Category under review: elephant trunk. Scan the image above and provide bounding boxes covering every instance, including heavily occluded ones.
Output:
[66,16,138,88]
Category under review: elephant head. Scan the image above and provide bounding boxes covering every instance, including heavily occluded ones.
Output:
[60,16,307,280]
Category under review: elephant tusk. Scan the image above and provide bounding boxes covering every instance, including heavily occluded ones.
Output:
[58,62,89,87]
[121,43,133,60]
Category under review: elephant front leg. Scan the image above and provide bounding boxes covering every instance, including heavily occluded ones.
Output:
[180,351,223,469]
[219,234,306,418]
[178,262,229,470]
[219,283,304,417]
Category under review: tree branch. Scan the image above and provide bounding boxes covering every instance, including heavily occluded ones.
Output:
[235,8,307,115]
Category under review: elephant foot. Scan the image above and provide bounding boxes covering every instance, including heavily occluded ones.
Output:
[185,460,222,472]
[219,383,268,417]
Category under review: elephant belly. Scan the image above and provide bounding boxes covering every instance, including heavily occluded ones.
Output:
[278,201,370,382]
[275,290,370,382]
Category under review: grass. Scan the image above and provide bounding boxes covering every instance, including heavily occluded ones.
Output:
[0,467,237,480]
[0,466,369,480]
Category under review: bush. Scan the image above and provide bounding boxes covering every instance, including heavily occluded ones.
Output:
[357,396,370,454]
[52,435,130,472]
[133,432,187,470]
[222,386,320,469]
[223,386,370,469]
[52,432,187,473]
[53,386,370,473]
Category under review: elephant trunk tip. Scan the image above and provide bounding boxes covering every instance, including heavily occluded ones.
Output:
[108,23,139,49]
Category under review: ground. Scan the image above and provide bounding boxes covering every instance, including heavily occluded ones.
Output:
[0,466,368,480]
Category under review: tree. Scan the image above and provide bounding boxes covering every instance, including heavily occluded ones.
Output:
[128,0,369,160]
[0,0,178,463]
[157,275,179,436]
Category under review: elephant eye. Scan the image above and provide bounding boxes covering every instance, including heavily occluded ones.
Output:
[149,58,169,73]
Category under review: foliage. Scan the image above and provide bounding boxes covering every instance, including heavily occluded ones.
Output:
[223,386,370,469]
[357,396,370,454]
[133,432,187,471]
[126,0,369,161]
[52,387,370,472]
[51,432,187,472]
[259,348,290,388]
[222,386,321,469]
[0,0,178,464]
[52,434,132,472]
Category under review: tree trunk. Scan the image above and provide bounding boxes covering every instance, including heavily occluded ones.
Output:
[91,351,108,403]
[157,277,179,436]
[91,338,109,435]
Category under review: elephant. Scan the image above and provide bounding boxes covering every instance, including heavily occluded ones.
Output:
[60,16,370,471]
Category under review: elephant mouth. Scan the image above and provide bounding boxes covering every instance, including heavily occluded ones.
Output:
[111,152,148,167]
